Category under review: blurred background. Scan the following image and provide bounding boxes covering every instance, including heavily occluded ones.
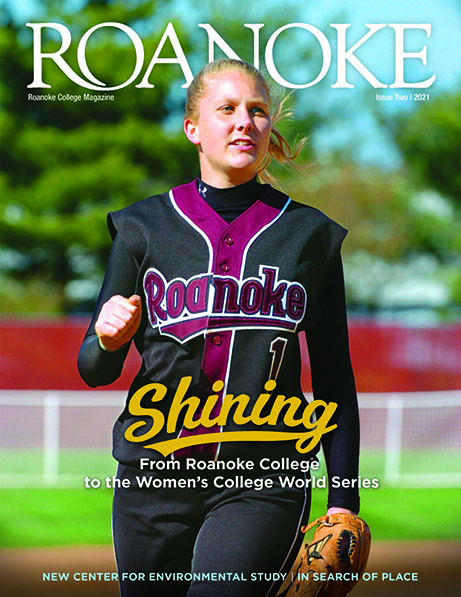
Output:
[1,0,460,595]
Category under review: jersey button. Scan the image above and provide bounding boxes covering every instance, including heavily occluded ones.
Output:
[212,335,222,346]
[221,263,231,272]
[224,236,234,246]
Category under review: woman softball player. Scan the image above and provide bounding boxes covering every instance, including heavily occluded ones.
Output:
[78,59,360,597]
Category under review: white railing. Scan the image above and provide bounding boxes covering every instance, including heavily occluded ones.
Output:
[0,390,124,487]
[1,389,460,487]
[358,391,461,486]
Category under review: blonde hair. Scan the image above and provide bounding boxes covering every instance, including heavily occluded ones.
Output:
[185,59,305,185]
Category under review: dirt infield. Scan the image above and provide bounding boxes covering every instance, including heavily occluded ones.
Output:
[1,541,460,597]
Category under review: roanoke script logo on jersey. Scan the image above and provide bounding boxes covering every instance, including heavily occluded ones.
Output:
[143,265,307,342]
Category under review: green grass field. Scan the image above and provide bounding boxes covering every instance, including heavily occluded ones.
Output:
[1,448,460,547]
[1,486,460,548]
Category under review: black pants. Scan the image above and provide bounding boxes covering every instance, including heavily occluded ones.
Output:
[113,464,311,597]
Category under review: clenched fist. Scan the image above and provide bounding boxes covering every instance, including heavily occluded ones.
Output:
[95,294,142,352]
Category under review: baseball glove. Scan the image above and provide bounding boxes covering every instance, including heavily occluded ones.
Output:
[276,513,371,597]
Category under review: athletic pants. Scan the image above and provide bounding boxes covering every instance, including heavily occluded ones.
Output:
[113,463,311,597]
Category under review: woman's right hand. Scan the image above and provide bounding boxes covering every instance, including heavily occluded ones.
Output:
[95,294,142,352]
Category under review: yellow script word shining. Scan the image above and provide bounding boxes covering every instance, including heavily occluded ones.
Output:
[124,376,337,456]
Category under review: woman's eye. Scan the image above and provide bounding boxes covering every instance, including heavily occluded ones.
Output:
[251,106,266,115]
[220,105,234,112]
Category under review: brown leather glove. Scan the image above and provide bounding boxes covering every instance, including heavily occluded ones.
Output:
[276,513,371,597]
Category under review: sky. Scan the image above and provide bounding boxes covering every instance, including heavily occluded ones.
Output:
[309,0,460,89]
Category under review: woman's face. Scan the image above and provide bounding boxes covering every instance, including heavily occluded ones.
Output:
[184,70,271,187]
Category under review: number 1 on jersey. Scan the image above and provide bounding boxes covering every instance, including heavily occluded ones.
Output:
[269,337,287,381]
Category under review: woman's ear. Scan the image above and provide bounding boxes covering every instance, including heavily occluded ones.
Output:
[184,118,200,146]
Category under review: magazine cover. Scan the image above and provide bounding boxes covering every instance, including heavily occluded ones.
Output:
[1,1,460,596]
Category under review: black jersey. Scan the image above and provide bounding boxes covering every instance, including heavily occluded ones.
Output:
[78,180,360,512]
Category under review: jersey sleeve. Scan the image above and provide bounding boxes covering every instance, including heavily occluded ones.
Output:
[305,253,360,514]
[77,231,139,387]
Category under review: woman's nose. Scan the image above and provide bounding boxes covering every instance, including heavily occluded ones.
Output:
[236,109,253,131]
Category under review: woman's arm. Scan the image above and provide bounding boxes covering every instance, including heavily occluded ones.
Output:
[77,234,140,387]
[305,254,360,514]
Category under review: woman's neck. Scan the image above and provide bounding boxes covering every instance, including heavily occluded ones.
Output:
[199,168,257,189]
[196,177,266,223]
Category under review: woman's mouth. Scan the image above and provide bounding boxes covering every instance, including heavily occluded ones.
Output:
[230,139,255,149]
